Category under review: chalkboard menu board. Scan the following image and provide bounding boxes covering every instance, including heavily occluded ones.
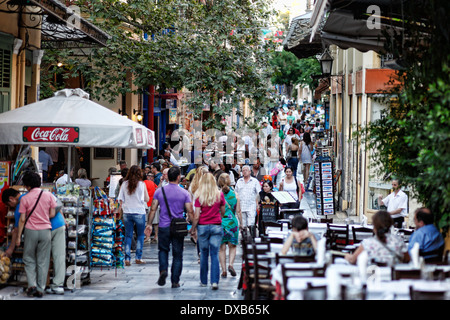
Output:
[314,158,335,215]
[260,204,278,223]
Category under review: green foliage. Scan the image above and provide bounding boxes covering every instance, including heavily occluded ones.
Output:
[270,51,321,93]
[357,0,450,230]
[41,0,278,127]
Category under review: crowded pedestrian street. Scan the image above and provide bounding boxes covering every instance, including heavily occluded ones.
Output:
[0,0,449,307]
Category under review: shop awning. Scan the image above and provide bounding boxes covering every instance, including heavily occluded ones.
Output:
[310,0,406,53]
[30,0,110,49]
[320,11,389,53]
[282,11,323,59]
[2,0,110,49]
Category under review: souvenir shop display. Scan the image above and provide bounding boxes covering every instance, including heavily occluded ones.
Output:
[57,183,91,289]
[91,187,124,269]
[314,152,336,216]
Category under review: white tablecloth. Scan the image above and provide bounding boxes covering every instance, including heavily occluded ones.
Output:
[277,262,450,300]
[268,223,374,241]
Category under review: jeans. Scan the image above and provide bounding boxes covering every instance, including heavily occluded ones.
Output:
[158,226,185,284]
[288,157,299,176]
[198,224,223,285]
[123,214,146,261]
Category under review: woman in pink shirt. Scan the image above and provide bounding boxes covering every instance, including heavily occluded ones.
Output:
[17,172,56,297]
[191,173,225,290]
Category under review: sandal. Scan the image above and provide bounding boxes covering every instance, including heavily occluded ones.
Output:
[221,271,227,278]
[228,266,237,277]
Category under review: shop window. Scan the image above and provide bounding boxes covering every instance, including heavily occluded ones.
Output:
[0,46,12,113]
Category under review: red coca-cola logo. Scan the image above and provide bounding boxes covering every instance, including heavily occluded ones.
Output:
[23,127,79,143]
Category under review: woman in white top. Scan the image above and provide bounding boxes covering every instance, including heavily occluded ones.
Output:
[279,166,303,208]
[299,132,314,184]
[118,165,149,266]
[284,127,300,158]
[279,110,287,132]
[266,139,279,174]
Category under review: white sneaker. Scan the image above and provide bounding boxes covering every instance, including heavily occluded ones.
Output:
[211,283,218,290]
[46,286,64,295]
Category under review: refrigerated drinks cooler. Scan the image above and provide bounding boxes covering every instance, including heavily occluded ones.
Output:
[0,161,12,243]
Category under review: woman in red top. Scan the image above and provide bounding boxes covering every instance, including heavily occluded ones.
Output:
[191,173,225,289]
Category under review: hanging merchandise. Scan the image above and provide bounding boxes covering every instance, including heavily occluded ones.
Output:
[114,216,125,269]
[91,187,115,267]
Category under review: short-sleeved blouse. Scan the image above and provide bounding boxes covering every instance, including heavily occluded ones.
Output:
[361,233,407,265]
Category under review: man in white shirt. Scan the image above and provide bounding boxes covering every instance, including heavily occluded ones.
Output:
[164,149,179,167]
[235,165,261,232]
[378,179,408,228]
[55,168,73,185]
[261,121,272,138]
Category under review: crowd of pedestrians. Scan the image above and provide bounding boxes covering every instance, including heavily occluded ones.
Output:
[2,100,445,299]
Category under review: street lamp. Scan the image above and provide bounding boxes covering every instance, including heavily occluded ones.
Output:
[134,109,143,122]
[319,50,333,77]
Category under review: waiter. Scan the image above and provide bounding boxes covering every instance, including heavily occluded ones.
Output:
[378,179,408,228]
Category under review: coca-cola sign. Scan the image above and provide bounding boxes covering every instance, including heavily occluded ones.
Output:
[23,126,79,143]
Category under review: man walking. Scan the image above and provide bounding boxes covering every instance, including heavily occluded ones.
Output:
[378,179,408,228]
[147,167,193,288]
[151,162,163,186]
[235,165,261,236]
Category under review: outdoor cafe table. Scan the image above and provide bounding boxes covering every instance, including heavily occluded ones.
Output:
[275,262,450,300]
[266,222,374,242]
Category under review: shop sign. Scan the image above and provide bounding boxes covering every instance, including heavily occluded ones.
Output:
[23,126,79,143]
[135,128,143,144]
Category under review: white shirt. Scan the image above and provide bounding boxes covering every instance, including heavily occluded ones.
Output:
[169,152,179,166]
[235,176,261,212]
[55,174,72,185]
[243,135,254,152]
[382,189,408,218]
[262,125,273,137]
[118,181,147,215]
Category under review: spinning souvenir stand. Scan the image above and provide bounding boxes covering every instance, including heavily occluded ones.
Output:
[314,148,336,216]
[56,184,91,290]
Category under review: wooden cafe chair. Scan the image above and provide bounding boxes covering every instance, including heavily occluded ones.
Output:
[251,243,276,300]
[326,223,349,251]
[281,263,326,299]
[351,226,374,244]
[409,286,448,300]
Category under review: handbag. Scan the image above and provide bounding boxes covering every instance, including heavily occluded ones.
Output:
[161,186,188,238]
[22,190,44,241]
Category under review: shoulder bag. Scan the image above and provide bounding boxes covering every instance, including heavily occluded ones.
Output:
[377,238,405,264]
[161,186,188,238]
[22,190,44,242]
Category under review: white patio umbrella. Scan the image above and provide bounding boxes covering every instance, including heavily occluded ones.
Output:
[0,88,155,183]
